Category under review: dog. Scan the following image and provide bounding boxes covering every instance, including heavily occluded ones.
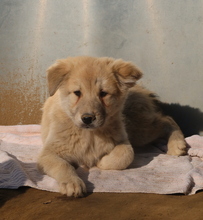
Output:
[37,56,187,197]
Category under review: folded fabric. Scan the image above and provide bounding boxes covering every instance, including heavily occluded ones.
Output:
[0,125,203,195]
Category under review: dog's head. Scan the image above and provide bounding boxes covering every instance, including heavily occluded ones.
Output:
[47,56,142,129]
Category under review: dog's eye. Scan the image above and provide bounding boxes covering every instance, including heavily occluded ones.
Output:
[74,91,81,97]
[100,91,108,98]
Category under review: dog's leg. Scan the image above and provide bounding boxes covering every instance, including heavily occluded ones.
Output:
[163,116,187,156]
[167,130,187,156]
[97,143,134,170]
[38,151,86,197]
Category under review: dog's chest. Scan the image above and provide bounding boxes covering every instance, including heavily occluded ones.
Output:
[58,129,114,167]
[54,128,115,167]
[76,131,115,167]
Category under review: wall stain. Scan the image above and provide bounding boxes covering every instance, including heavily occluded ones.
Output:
[0,64,47,125]
[1,88,44,125]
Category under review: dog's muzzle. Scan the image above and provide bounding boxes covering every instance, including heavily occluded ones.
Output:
[81,113,96,125]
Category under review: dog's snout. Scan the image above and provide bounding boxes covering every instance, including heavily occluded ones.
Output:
[81,113,96,125]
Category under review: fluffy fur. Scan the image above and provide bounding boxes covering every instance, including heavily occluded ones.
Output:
[38,56,187,197]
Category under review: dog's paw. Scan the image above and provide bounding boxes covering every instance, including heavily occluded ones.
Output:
[59,176,87,197]
[97,144,134,170]
[167,140,187,156]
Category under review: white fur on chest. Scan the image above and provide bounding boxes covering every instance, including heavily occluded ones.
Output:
[48,126,115,168]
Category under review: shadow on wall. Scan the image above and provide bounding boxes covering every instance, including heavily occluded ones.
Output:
[160,103,203,137]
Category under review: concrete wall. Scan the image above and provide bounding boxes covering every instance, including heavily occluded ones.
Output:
[1,0,203,125]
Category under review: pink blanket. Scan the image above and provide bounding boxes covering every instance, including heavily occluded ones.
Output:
[0,125,203,195]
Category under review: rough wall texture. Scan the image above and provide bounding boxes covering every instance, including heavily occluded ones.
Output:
[1,0,203,125]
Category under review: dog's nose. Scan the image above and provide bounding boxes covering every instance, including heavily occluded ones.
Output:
[81,113,96,125]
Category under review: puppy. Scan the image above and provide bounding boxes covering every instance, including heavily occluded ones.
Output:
[38,56,187,197]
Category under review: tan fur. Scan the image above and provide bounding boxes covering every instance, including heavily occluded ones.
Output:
[38,56,187,197]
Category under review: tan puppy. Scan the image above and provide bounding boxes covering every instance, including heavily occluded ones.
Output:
[38,56,187,197]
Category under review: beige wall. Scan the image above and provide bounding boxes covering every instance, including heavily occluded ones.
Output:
[1,0,203,125]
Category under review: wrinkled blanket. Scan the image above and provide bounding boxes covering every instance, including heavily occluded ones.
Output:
[1,125,203,195]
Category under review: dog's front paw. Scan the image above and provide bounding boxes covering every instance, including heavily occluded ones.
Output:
[167,140,187,156]
[59,176,87,197]
[97,144,134,170]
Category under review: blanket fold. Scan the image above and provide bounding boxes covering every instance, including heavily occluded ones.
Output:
[0,125,203,195]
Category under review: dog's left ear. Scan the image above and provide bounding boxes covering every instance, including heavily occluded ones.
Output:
[112,59,143,89]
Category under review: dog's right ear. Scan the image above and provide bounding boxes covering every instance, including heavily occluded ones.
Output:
[47,59,72,96]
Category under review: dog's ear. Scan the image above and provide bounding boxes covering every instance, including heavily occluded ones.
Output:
[112,59,142,89]
[47,59,72,96]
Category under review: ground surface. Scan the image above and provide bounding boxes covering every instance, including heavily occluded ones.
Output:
[1,187,203,220]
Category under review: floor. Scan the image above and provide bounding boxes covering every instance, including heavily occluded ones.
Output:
[1,187,203,220]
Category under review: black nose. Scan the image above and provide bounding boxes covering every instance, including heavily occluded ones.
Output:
[81,114,96,125]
